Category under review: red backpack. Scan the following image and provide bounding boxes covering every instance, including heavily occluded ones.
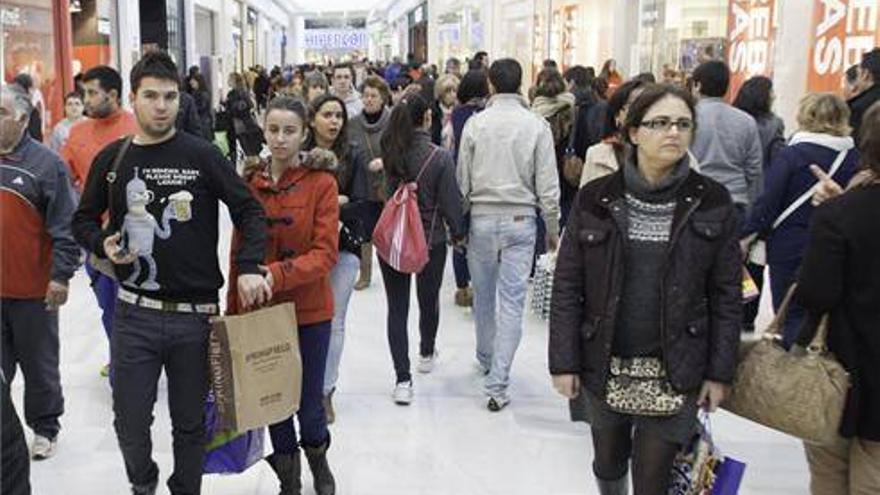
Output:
[372,147,439,274]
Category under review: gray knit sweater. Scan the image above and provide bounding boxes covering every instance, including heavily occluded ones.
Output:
[613,157,690,357]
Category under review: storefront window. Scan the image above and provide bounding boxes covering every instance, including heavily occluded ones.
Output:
[70,0,119,73]
[435,0,486,66]
[2,0,63,131]
[166,0,186,69]
[638,0,728,76]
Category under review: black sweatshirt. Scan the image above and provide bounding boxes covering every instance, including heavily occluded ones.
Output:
[72,131,266,304]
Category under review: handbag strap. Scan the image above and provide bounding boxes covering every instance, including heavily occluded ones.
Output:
[106,136,134,218]
[414,146,440,183]
[771,148,850,230]
[766,283,832,353]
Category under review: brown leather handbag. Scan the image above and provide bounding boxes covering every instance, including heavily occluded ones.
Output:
[722,285,850,445]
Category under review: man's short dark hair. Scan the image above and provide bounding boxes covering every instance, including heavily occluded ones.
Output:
[563,66,592,91]
[12,73,33,92]
[130,52,180,93]
[488,59,522,94]
[846,64,861,84]
[457,69,490,103]
[692,60,730,97]
[82,65,123,100]
[861,48,880,83]
[333,63,355,80]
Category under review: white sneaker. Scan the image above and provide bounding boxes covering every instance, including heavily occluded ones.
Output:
[31,434,57,460]
[417,351,438,374]
[392,381,413,405]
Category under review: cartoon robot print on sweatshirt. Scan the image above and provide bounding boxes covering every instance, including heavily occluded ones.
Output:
[120,167,193,291]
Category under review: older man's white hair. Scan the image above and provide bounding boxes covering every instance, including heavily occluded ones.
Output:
[1,83,33,121]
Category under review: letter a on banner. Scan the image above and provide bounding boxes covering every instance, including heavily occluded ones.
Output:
[727,0,777,99]
[808,0,880,92]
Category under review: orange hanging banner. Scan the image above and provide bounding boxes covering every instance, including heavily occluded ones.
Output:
[808,0,880,92]
[727,0,777,99]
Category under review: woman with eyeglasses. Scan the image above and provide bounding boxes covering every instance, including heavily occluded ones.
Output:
[549,84,741,495]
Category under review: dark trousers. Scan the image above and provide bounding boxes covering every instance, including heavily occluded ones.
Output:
[379,243,447,383]
[769,258,806,348]
[269,321,331,453]
[111,301,210,495]
[1,373,30,495]
[742,261,765,332]
[452,249,470,289]
[0,298,63,439]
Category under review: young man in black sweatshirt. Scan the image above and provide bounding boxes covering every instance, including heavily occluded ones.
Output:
[71,51,269,495]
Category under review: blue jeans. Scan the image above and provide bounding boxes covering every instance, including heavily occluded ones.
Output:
[468,214,537,400]
[323,250,360,396]
[85,262,119,343]
[452,249,470,289]
[269,321,331,453]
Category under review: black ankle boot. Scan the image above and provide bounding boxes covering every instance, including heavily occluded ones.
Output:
[303,438,336,495]
[595,474,629,495]
[266,452,302,495]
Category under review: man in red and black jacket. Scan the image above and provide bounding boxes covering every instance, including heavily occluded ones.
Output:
[0,82,80,462]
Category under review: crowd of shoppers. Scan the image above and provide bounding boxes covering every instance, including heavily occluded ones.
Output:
[2,43,879,495]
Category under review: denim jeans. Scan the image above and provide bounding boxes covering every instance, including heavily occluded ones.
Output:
[111,301,211,495]
[467,214,537,400]
[85,262,119,342]
[323,250,360,396]
[270,321,331,453]
[452,249,471,289]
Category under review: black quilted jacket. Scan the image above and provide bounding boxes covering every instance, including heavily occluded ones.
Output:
[548,167,742,397]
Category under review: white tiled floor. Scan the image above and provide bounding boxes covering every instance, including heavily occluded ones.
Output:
[13,211,810,494]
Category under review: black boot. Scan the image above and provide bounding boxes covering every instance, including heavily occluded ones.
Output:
[303,438,336,495]
[595,474,629,495]
[266,452,302,495]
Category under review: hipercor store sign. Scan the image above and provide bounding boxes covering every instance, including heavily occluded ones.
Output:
[809,0,880,92]
[727,0,777,98]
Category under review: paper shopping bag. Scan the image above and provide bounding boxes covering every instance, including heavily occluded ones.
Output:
[209,302,301,432]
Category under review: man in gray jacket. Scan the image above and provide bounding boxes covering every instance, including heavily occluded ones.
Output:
[691,61,763,213]
[457,58,560,412]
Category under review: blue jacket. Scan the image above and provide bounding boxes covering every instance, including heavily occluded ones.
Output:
[744,139,858,264]
[451,100,485,163]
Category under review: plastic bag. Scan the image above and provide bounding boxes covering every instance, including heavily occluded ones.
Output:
[668,415,746,495]
[530,253,556,321]
[203,392,265,474]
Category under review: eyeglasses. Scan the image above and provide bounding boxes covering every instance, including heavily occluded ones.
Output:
[640,117,694,132]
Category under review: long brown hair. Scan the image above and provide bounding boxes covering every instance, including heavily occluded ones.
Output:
[380,93,429,181]
[857,101,880,175]
[306,94,349,164]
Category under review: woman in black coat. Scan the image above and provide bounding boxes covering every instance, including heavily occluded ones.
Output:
[549,84,741,495]
[225,72,263,163]
[187,74,214,141]
[795,104,880,495]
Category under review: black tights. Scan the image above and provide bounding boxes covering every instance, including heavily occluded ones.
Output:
[591,424,681,495]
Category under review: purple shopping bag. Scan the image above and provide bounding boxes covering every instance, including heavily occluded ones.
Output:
[203,393,265,474]
[712,457,746,495]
